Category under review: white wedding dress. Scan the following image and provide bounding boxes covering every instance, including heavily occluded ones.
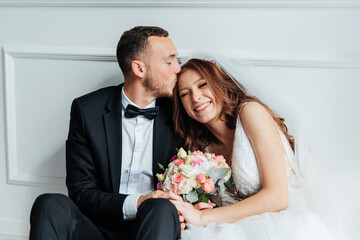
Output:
[180,105,334,240]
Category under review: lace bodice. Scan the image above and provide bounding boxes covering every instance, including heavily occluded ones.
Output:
[215,104,297,206]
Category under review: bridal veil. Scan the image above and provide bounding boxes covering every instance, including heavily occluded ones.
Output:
[179,51,360,239]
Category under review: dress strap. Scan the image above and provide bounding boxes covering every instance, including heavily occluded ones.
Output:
[239,102,248,112]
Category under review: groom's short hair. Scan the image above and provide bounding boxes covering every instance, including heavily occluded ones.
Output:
[116,26,169,78]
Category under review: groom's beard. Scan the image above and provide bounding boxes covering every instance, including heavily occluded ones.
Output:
[143,68,173,98]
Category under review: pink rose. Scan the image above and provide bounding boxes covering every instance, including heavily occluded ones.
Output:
[192,150,203,156]
[172,173,184,183]
[191,158,204,167]
[170,155,177,162]
[156,181,163,190]
[203,178,215,193]
[210,155,224,164]
[196,174,206,184]
[175,159,185,166]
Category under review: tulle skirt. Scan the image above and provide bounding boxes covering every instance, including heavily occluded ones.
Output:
[180,173,360,240]
[181,209,330,240]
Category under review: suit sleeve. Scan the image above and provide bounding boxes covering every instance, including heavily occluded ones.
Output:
[65,98,127,223]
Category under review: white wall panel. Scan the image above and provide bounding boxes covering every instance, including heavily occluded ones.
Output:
[3,47,121,188]
[0,1,359,238]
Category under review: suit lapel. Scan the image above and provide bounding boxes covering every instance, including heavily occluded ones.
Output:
[152,100,173,189]
[104,85,123,193]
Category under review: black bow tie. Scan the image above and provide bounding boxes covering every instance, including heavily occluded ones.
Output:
[124,104,159,120]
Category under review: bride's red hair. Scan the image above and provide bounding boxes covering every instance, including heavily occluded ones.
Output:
[173,58,295,152]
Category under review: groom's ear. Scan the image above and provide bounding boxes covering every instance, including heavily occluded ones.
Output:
[131,60,146,78]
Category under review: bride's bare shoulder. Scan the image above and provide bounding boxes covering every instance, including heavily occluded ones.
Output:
[238,101,274,133]
[239,101,269,118]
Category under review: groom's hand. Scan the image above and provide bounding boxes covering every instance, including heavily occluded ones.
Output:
[137,191,186,231]
[136,190,166,208]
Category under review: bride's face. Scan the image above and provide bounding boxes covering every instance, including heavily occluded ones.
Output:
[178,69,223,125]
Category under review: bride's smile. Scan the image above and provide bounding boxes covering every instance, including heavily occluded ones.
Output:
[178,69,223,124]
[194,101,211,112]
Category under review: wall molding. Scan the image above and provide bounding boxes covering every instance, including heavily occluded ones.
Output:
[3,47,67,188]
[4,46,360,68]
[2,45,359,188]
[2,46,115,188]
[0,0,360,8]
[4,46,115,61]
[180,50,360,69]
[234,53,360,69]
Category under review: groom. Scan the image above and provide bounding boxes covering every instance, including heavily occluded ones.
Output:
[30,26,182,239]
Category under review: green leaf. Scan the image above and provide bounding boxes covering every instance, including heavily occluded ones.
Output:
[158,163,165,171]
[198,193,210,203]
[196,187,205,194]
[183,190,198,203]
[207,167,230,183]
[156,173,165,182]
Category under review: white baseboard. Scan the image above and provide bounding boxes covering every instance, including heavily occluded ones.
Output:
[0,218,28,239]
[0,233,27,240]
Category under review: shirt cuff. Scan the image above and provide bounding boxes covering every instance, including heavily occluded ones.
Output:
[123,194,142,220]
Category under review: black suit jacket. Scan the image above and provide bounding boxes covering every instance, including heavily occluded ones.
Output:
[65,84,181,229]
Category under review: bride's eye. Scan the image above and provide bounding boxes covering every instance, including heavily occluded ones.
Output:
[199,83,207,88]
[180,92,188,98]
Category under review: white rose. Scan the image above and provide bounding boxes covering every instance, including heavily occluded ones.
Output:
[179,164,194,177]
[189,177,198,188]
[169,165,179,175]
[178,178,193,194]
[163,177,171,192]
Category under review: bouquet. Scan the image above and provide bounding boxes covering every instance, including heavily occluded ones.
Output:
[156,148,233,204]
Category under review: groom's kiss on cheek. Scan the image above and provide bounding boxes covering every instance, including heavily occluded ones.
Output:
[144,36,181,98]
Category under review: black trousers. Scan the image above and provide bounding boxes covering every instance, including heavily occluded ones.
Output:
[29,193,180,240]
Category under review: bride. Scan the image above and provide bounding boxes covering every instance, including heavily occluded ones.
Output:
[168,52,359,240]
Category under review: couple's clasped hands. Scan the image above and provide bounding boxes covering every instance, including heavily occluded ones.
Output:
[168,191,216,229]
[138,190,215,230]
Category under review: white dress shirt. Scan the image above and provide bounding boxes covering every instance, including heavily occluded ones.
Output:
[120,87,155,220]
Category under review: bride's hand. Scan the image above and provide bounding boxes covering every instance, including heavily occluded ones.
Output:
[161,191,184,201]
[162,191,215,210]
[170,199,206,226]
[163,191,211,226]
[194,200,216,210]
